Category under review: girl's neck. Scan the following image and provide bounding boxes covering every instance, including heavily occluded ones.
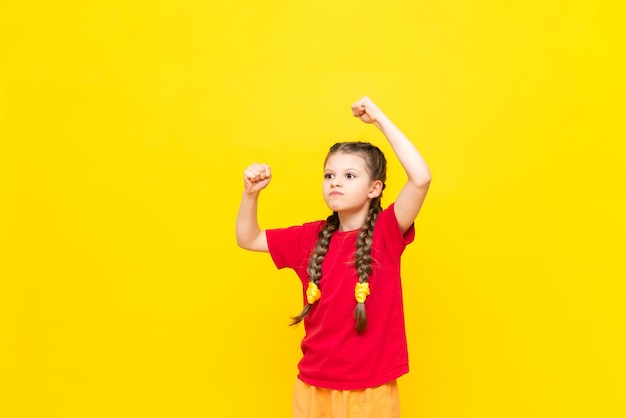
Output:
[337,209,368,232]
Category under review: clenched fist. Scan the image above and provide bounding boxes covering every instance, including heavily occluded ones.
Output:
[243,163,272,194]
[351,96,385,125]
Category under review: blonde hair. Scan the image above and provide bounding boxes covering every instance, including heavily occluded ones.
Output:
[291,142,387,332]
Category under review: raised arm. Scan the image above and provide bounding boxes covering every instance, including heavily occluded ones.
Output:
[352,96,431,234]
[236,163,271,252]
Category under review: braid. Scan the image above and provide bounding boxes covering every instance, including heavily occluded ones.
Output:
[353,198,382,332]
[290,212,339,326]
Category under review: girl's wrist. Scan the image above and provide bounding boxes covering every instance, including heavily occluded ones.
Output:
[243,189,261,198]
[373,113,393,131]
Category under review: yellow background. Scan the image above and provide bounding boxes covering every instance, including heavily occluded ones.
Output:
[1,1,624,417]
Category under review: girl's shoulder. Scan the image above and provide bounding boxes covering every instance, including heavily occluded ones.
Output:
[375,202,415,245]
[377,202,397,224]
[268,219,325,238]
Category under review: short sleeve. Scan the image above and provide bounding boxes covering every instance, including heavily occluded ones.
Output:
[266,221,324,270]
[375,203,415,259]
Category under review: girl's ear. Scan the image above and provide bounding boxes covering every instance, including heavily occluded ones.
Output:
[368,180,383,198]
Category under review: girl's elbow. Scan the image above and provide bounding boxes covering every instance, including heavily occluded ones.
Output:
[235,231,249,249]
[236,236,252,250]
[236,231,267,252]
[414,174,431,189]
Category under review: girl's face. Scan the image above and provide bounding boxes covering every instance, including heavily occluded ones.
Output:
[323,152,382,214]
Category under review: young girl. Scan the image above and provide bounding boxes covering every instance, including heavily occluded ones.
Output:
[236,96,431,418]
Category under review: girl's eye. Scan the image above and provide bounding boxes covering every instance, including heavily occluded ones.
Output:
[324,173,334,179]
[346,173,356,179]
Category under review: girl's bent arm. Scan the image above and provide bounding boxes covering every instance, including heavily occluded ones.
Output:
[236,163,271,252]
[377,115,431,234]
[352,97,431,234]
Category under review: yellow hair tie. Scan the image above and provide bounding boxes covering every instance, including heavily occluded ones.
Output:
[306,282,321,304]
[354,282,370,303]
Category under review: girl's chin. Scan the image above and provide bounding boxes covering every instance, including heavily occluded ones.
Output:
[326,205,359,215]
[324,201,343,212]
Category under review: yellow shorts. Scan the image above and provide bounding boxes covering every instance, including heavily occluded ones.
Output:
[292,378,401,418]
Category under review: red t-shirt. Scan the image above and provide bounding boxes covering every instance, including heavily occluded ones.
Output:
[266,203,415,390]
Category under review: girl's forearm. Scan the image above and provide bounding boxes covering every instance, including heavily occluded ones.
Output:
[236,191,264,250]
[237,162,272,252]
[375,115,431,187]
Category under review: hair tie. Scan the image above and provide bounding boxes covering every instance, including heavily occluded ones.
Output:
[354,282,370,303]
[306,282,321,304]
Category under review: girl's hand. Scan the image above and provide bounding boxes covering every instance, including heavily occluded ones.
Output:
[243,163,272,194]
[351,96,385,124]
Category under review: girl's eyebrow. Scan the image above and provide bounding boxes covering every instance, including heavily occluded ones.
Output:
[325,167,362,173]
